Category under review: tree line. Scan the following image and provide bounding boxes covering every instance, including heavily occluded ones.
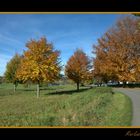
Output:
[93,16,140,87]
[4,16,140,97]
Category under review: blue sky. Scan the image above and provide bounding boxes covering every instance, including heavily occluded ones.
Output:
[0,14,130,76]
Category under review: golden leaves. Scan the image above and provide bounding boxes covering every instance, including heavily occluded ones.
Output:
[93,16,140,83]
[4,54,21,83]
[16,37,61,84]
[65,49,92,84]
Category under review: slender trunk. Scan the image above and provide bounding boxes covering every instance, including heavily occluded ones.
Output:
[77,82,79,91]
[37,84,40,98]
[117,81,120,87]
[123,81,126,88]
[14,84,16,93]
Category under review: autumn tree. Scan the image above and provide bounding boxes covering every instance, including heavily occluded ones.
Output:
[16,37,61,97]
[65,49,92,91]
[4,54,21,92]
[93,16,140,87]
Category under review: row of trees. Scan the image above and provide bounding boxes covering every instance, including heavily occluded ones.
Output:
[4,37,92,97]
[4,38,61,97]
[93,16,140,87]
[4,15,140,96]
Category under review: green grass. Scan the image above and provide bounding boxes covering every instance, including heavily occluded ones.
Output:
[0,83,132,126]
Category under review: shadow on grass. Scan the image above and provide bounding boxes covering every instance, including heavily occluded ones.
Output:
[18,89,35,92]
[18,87,59,92]
[108,84,140,88]
[46,87,92,96]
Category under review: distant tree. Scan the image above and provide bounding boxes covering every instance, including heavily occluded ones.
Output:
[4,54,21,92]
[93,16,140,87]
[16,37,61,97]
[65,49,92,91]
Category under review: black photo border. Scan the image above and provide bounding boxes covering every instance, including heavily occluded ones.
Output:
[0,0,140,138]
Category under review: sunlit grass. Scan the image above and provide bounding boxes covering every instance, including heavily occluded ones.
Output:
[0,84,132,126]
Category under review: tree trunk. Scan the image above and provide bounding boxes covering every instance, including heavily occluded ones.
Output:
[37,84,40,98]
[14,84,16,92]
[77,82,79,91]
[123,81,126,88]
[118,81,120,86]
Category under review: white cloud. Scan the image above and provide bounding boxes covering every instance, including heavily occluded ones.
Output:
[0,34,24,47]
[0,53,12,60]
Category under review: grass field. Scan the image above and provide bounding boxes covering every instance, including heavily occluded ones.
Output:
[0,83,132,126]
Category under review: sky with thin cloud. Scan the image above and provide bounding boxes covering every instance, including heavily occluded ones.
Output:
[0,14,129,76]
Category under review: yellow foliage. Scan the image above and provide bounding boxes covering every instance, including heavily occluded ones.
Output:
[16,37,61,84]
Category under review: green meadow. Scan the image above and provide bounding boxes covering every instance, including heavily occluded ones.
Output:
[0,83,132,126]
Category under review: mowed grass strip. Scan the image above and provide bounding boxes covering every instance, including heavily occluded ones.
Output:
[0,84,132,126]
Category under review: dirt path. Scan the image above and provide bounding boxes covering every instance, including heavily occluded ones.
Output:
[114,88,140,126]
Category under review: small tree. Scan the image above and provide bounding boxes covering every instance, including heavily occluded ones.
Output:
[16,37,61,97]
[4,54,21,92]
[65,49,92,91]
